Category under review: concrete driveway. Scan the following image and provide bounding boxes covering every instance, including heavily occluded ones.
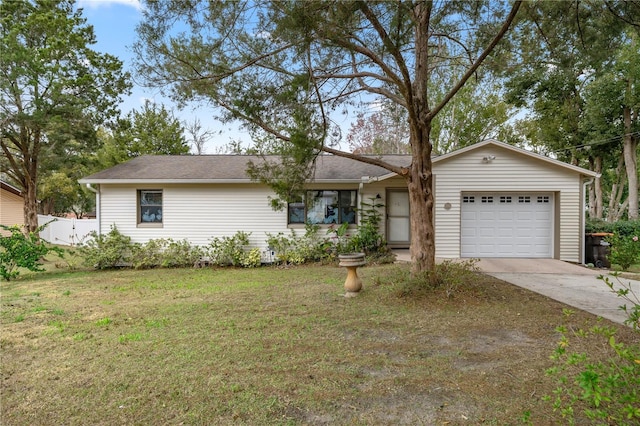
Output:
[394,251,638,326]
[475,258,640,326]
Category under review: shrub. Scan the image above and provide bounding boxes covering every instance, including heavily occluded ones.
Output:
[606,234,640,271]
[545,274,640,424]
[0,224,64,281]
[132,238,203,269]
[586,219,640,238]
[82,226,138,269]
[266,224,331,265]
[207,231,256,267]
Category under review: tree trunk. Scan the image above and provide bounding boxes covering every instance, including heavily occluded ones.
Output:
[588,156,604,219]
[23,176,39,234]
[22,136,40,234]
[406,2,436,274]
[623,105,638,220]
[407,140,436,275]
[607,156,627,222]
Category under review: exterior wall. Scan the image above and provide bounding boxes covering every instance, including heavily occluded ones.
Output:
[95,145,587,262]
[99,184,289,250]
[361,177,408,240]
[0,188,24,235]
[432,144,583,262]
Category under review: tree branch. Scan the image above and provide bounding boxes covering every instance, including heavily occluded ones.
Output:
[428,0,522,120]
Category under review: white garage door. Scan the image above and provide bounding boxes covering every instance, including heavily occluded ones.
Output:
[461,193,553,258]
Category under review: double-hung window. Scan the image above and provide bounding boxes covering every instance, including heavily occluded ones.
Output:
[288,190,357,225]
[138,190,163,225]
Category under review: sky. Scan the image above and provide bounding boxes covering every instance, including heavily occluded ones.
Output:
[76,0,245,153]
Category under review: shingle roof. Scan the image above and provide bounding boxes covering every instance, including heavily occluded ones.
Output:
[79,154,412,184]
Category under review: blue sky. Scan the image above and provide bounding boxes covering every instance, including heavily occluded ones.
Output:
[76,0,242,153]
[76,0,357,153]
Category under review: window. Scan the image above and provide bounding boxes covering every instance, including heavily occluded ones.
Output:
[500,196,512,203]
[462,196,475,203]
[481,196,494,203]
[537,196,550,203]
[139,190,162,224]
[518,196,531,203]
[288,190,357,225]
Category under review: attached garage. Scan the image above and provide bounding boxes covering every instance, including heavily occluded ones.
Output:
[460,192,553,258]
[430,140,599,263]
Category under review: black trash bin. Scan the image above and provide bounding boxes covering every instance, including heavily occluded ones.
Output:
[585,233,613,268]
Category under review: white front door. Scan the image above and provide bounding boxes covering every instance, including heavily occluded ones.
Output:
[460,193,553,258]
[386,189,410,247]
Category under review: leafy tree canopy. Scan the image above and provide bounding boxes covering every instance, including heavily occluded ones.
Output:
[133,0,523,273]
[97,100,189,168]
[0,0,131,231]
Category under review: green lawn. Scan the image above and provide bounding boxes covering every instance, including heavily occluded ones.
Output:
[1,263,636,425]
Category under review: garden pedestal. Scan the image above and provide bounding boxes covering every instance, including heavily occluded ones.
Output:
[338,253,366,297]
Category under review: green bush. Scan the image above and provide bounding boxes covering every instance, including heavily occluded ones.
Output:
[545,274,640,424]
[82,226,138,269]
[266,224,331,265]
[606,234,640,271]
[586,219,640,238]
[132,238,204,269]
[207,231,258,267]
[0,224,64,281]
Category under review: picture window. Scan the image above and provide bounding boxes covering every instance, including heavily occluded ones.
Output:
[288,190,357,225]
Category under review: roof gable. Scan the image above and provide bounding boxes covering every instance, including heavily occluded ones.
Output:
[432,139,598,177]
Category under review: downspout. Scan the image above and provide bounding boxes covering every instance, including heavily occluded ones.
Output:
[582,177,595,265]
[85,183,101,236]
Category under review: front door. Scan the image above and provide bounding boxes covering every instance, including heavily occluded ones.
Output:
[386,189,410,247]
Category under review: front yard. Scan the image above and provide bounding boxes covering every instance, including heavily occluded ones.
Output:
[1,263,637,425]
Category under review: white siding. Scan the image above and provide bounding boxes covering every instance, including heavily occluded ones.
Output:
[432,145,583,262]
[0,189,24,236]
[96,144,587,262]
[99,184,288,250]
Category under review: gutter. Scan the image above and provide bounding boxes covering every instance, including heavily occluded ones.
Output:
[85,183,101,236]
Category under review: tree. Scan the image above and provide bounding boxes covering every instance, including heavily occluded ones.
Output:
[500,1,640,220]
[0,0,131,232]
[185,117,214,155]
[134,0,522,274]
[582,31,639,221]
[106,100,189,164]
[429,77,515,154]
[347,100,410,155]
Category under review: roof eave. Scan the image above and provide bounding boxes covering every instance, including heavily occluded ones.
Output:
[433,139,599,178]
[79,178,373,185]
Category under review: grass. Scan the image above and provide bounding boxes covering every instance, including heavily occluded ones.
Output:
[1,263,637,425]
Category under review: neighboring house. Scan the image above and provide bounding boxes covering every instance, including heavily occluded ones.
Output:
[79,139,599,263]
[0,181,25,236]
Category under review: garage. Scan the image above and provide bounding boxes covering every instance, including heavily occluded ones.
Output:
[460,192,554,258]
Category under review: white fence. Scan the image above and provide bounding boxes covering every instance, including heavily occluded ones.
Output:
[38,215,98,246]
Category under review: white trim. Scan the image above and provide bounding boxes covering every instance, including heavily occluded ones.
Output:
[433,139,599,178]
